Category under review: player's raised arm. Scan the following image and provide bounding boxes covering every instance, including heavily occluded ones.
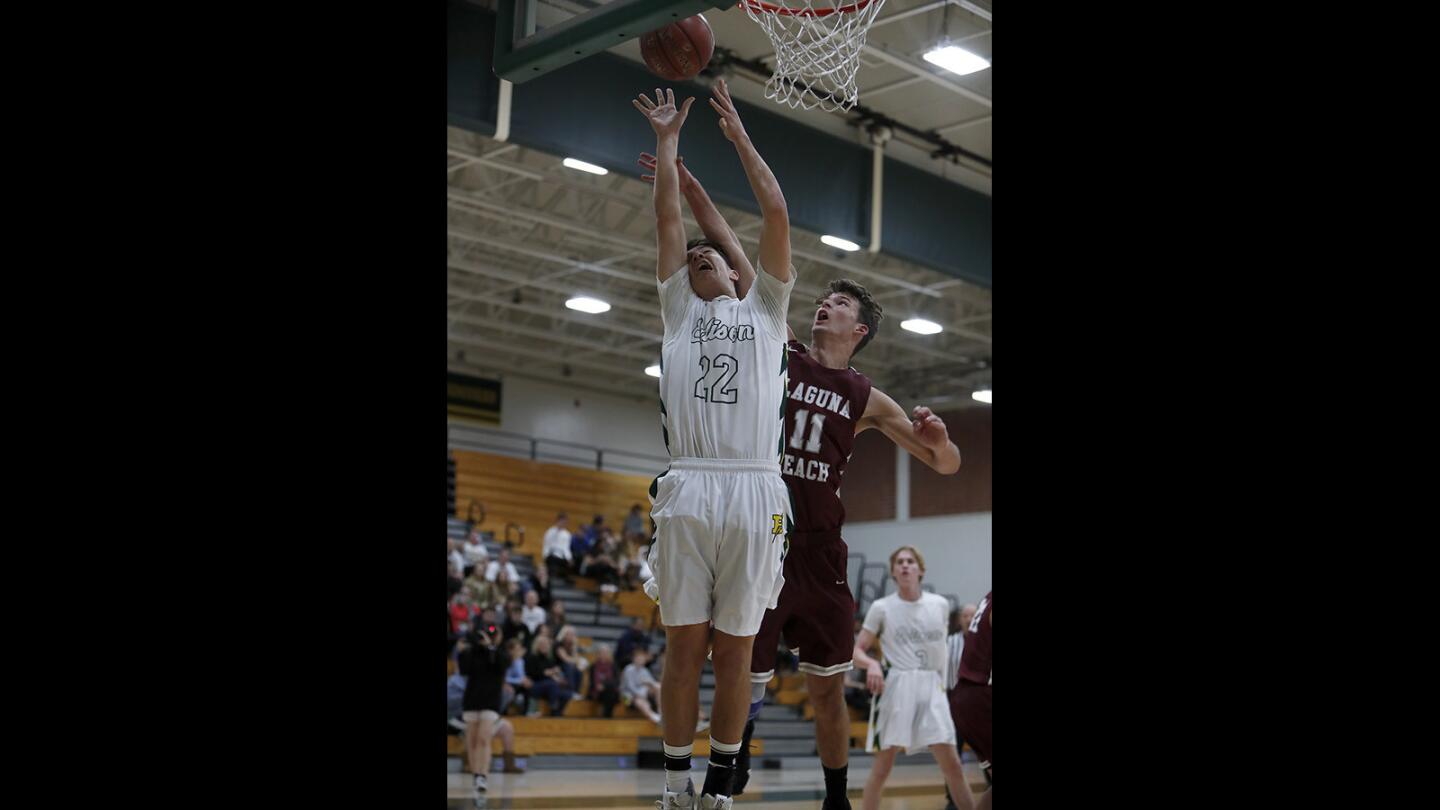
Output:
[709,78,790,283]
[857,389,961,475]
[637,152,757,297]
[632,88,695,282]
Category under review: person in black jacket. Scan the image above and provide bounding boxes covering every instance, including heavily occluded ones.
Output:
[457,623,524,801]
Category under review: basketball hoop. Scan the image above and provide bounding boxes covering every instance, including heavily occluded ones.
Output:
[738,0,888,112]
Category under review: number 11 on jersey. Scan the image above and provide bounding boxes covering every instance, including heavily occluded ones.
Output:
[788,409,825,453]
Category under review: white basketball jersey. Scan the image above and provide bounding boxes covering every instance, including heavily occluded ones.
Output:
[862,592,951,674]
[656,266,794,461]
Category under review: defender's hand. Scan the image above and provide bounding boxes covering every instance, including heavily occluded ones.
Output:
[708,77,749,145]
[911,406,951,451]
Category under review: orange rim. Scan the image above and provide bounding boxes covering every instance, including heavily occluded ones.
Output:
[738,0,876,18]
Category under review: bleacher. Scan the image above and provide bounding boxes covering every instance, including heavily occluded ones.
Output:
[445,449,967,775]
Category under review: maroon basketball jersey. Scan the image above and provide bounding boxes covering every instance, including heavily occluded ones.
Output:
[781,340,873,533]
[958,591,992,685]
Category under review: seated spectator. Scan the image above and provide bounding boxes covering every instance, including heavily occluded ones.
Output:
[485,549,520,584]
[503,638,531,715]
[448,538,466,581]
[501,599,532,649]
[581,530,622,587]
[463,567,498,610]
[462,528,489,569]
[530,623,554,654]
[520,590,547,636]
[492,568,519,608]
[620,648,662,724]
[447,668,467,732]
[449,591,476,636]
[547,601,568,639]
[569,520,595,567]
[584,515,605,547]
[589,643,621,718]
[623,504,646,543]
[615,616,650,669]
[542,512,573,578]
[525,636,573,716]
[619,539,653,590]
[554,625,587,693]
[527,565,553,611]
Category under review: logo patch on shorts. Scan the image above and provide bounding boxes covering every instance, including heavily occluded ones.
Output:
[771,514,784,535]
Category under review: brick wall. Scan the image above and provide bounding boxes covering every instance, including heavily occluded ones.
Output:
[839,405,992,520]
[910,406,992,516]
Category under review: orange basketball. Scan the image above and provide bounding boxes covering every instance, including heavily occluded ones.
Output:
[639,14,715,82]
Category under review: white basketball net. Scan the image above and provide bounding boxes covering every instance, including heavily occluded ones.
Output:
[739,0,889,113]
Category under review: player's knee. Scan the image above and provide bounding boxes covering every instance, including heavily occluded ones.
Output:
[709,643,750,673]
[806,673,842,700]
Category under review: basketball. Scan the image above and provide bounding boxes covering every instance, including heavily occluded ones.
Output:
[639,14,714,82]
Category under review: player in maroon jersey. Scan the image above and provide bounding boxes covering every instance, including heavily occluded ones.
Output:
[950,592,991,810]
[638,152,962,809]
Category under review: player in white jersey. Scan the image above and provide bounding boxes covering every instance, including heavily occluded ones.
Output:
[631,80,794,810]
[853,547,976,810]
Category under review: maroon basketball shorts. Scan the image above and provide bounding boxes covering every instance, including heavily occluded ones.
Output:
[749,528,856,682]
[950,679,992,774]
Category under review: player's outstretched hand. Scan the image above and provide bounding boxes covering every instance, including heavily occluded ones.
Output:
[632,88,694,137]
[708,77,750,145]
[637,152,697,193]
[911,406,950,449]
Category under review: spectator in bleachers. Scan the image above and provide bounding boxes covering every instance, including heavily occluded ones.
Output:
[590,643,621,718]
[623,504,646,544]
[527,564,553,611]
[501,599,532,649]
[554,625,587,692]
[448,538,466,582]
[621,539,650,590]
[581,528,623,587]
[542,512,573,578]
[525,635,574,716]
[447,667,467,733]
[570,517,596,565]
[464,566,498,610]
[584,514,605,546]
[463,527,490,569]
[492,567,519,608]
[547,600,568,639]
[615,616,650,669]
[485,548,520,584]
[503,638,531,715]
[520,590,547,636]
[449,591,476,636]
[620,647,663,724]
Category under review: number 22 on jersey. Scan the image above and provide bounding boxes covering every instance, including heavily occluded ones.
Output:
[694,354,739,404]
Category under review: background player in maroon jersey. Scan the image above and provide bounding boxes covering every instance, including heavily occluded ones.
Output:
[639,151,962,810]
[951,592,991,810]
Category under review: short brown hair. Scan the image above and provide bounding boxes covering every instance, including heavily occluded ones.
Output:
[816,279,883,355]
[686,238,733,270]
[889,545,926,580]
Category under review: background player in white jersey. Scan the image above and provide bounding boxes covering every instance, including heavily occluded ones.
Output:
[631,80,794,810]
[853,547,976,810]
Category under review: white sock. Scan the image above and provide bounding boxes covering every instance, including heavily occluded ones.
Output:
[473,774,487,790]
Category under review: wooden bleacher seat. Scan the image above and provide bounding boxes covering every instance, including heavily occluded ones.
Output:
[452,450,655,546]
